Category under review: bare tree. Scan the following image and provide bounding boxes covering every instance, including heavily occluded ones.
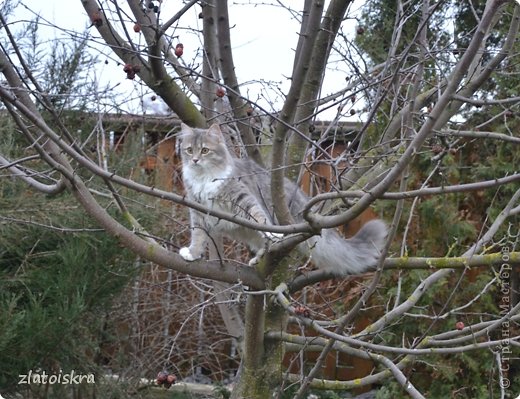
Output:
[1,0,519,398]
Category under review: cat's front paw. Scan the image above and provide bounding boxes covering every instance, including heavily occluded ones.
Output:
[180,247,197,261]
[248,248,265,266]
[265,231,283,242]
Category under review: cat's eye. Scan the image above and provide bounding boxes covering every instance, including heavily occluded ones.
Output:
[185,146,193,154]
[201,147,209,154]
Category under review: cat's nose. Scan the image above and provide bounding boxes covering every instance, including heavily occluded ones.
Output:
[192,158,199,164]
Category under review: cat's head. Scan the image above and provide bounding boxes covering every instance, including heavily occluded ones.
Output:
[179,123,232,172]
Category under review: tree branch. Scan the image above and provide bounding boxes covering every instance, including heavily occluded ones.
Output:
[80,0,206,127]
[0,154,66,195]
[215,0,263,165]
[306,0,511,229]
[271,0,324,225]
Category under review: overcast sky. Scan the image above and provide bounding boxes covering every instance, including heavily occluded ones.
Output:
[7,0,364,119]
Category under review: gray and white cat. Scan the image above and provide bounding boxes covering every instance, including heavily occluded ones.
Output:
[178,123,387,275]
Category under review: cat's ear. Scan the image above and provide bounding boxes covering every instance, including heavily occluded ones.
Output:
[179,123,194,142]
[207,123,224,141]
[180,123,192,135]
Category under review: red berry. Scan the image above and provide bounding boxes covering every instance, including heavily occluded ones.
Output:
[133,23,141,33]
[175,47,183,58]
[156,371,168,385]
[91,11,103,27]
[356,26,365,35]
[216,87,226,98]
[455,321,465,330]
[123,64,133,73]
[294,305,310,318]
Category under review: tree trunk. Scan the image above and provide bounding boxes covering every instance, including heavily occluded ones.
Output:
[231,258,291,398]
[230,295,288,398]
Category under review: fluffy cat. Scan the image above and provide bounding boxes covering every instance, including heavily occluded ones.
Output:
[178,123,387,275]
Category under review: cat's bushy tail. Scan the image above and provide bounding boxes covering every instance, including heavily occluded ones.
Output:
[307,220,388,275]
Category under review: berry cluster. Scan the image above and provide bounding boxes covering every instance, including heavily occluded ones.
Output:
[294,305,311,318]
[123,64,141,80]
[156,371,176,388]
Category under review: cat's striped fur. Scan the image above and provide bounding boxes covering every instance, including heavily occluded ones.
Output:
[178,123,387,275]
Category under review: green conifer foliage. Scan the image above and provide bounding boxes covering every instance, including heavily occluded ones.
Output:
[0,214,135,395]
